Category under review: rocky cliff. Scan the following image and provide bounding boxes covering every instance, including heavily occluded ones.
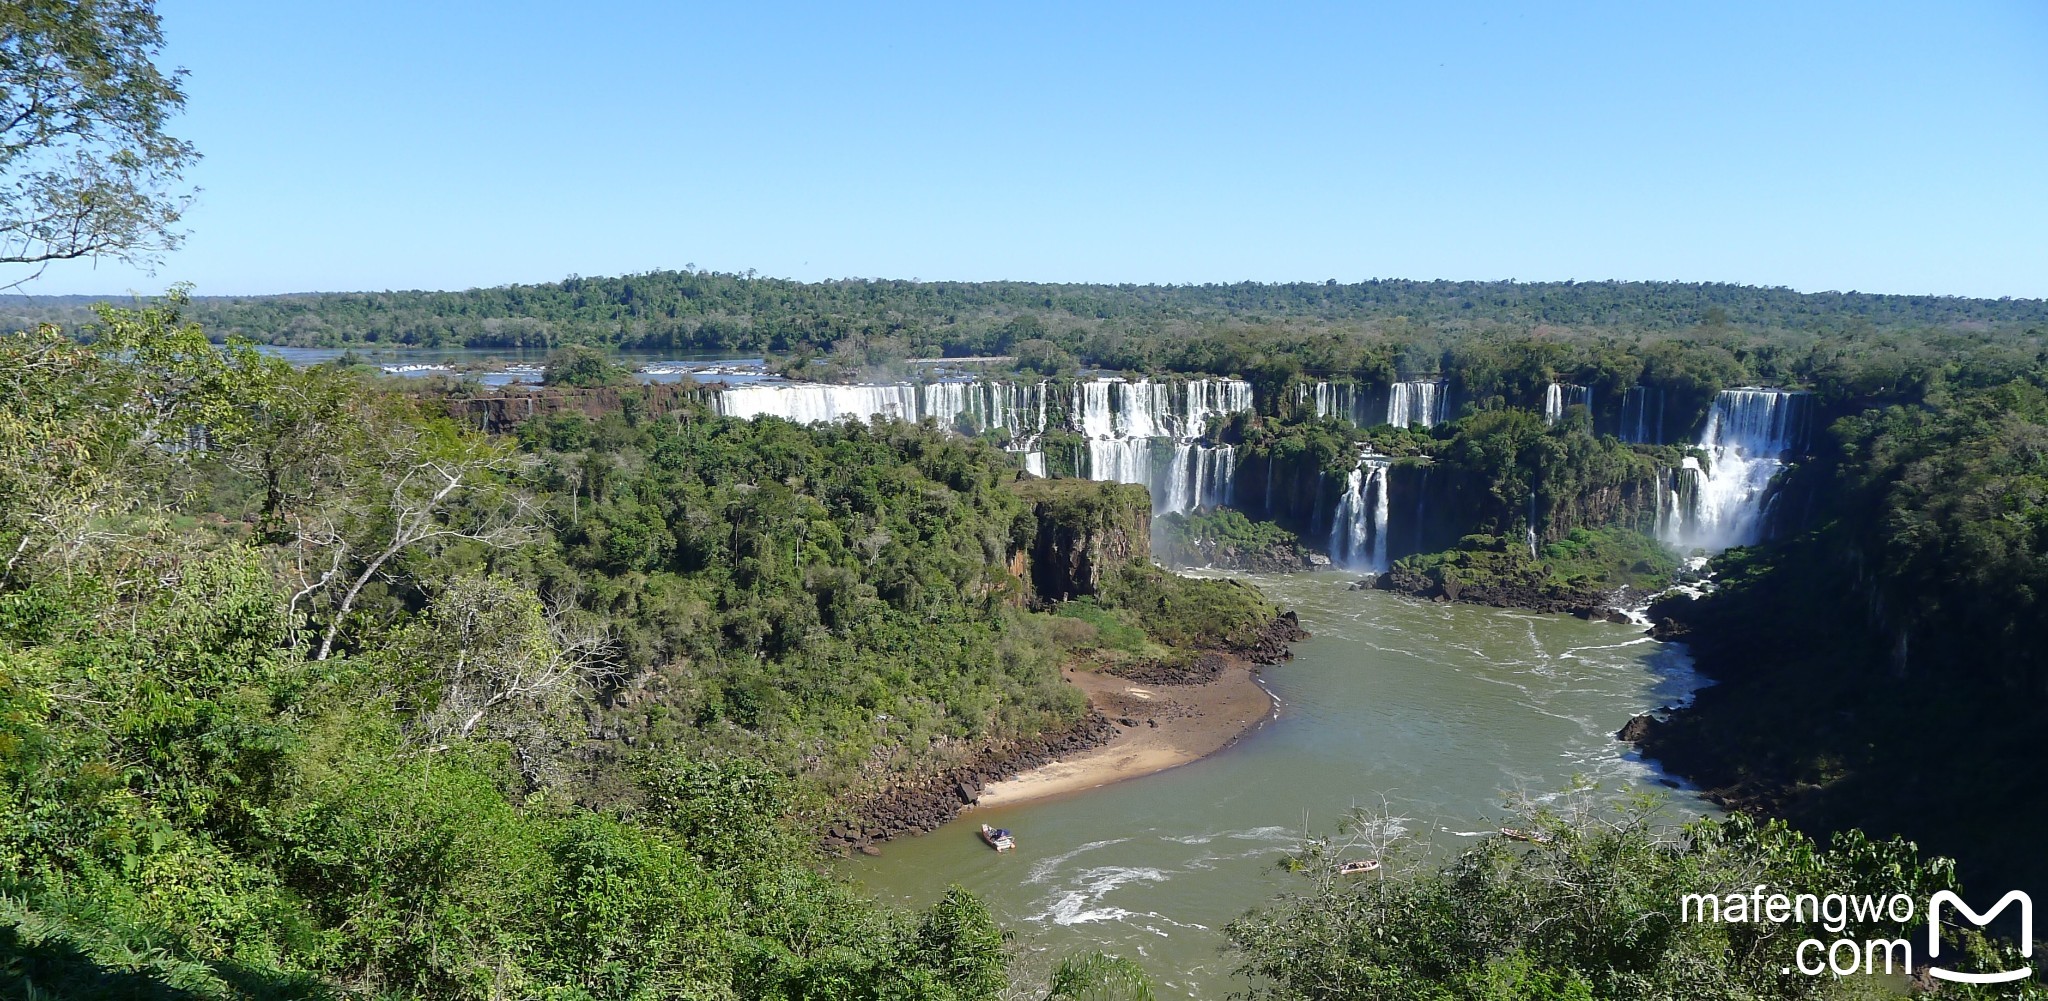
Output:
[438,382,714,431]
[1009,478,1153,603]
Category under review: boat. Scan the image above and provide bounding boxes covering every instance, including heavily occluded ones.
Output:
[1499,827,1556,844]
[980,824,1015,852]
[1337,859,1381,875]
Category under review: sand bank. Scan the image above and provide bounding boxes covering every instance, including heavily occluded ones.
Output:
[972,659,1277,808]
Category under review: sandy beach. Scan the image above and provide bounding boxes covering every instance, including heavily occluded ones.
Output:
[971,659,1278,808]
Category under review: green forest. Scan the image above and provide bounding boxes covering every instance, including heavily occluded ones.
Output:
[8,0,2048,995]
[5,272,2045,378]
[7,286,2046,997]
[0,298,1289,998]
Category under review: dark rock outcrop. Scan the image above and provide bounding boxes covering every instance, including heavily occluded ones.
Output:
[1361,565,1604,615]
[1616,713,1658,742]
[826,712,1123,854]
[1234,610,1307,664]
[1009,479,1151,603]
[439,382,712,431]
[1157,539,1319,573]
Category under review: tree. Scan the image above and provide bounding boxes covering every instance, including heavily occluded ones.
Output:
[0,0,198,279]
[542,344,629,388]
[1046,953,1155,1001]
[915,886,1006,1001]
[279,407,536,661]
[0,291,267,581]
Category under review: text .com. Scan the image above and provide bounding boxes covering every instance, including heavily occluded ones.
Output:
[1679,886,2033,983]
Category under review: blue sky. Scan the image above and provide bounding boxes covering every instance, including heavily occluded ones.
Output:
[28,1,2048,298]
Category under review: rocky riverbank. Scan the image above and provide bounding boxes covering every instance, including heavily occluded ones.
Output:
[828,609,1308,853]
[1352,567,1644,622]
[826,712,1124,855]
[1157,538,1328,574]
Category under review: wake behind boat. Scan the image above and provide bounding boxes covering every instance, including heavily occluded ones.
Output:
[980,824,1015,852]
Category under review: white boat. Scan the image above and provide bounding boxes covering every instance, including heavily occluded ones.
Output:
[980,824,1015,852]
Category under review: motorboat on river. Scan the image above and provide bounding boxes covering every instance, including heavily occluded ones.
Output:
[980,824,1015,852]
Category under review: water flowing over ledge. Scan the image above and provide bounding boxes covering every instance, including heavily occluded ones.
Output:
[710,378,1812,556]
[1544,383,1590,425]
[715,377,1255,515]
[1302,380,1451,429]
[1657,388,1811,553]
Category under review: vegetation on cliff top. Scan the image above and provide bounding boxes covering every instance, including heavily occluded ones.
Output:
[0,297,1258,998]
[1388,529,1677,607]
[1641,379,2048,907]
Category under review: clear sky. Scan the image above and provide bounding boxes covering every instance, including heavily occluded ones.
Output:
[26,1,2048,298]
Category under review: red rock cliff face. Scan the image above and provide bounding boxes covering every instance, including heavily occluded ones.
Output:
[1008,479,1152,604]
[437,382,714,431]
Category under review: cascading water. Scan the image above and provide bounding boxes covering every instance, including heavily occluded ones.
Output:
[1307,380,1449,429]
[1329,455,1394,572]
[1543,384,1590,425]
[1309,382,1378,426]
[1387,381,1448,428]
[720,379,1056,473]
[1619,386,1666,444]
[716,383,920,423]
[1659,388,1809,553]
[917,380,1048,439]
[713,375,1257,512]
[1069,378,1254,513]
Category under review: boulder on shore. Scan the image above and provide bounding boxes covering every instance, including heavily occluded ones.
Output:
[1616,713,1658,742]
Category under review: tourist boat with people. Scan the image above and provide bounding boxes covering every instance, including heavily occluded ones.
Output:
[1337,859,1381,875]
[980,824,1015,852]
[1499,827,1556,844]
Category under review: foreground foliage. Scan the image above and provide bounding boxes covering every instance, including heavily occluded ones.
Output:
[1231,795,2034,1000]
[2,299,1237,998]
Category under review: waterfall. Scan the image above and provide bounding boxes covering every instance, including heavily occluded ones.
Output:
[720,379,1073,482]
[917,380,1048,440]
[1264,453,1277,517]
[1329,455,1394,572]
[717,383,919,423]
[1306,380,1448,428]
[1309,382,1377,426]
[1069,378,1255,513]
[1543,383,1589,425]
[718,380,1054,441]
[1620,386,1666,444]
[1659,388,1809,553]
[1413,466,1429,553]
[1387,381,1448,428]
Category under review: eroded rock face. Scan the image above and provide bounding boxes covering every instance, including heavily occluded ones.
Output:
[1010,479,1152,603]
[442,382,711,431]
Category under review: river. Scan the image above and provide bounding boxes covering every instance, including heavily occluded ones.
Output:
[840,572,1709,997]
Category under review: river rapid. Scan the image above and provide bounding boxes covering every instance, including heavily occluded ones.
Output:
[840,572,1710,998]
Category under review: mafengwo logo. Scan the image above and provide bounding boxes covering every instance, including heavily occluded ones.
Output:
[1927,890,2031,985]
[1680,886,2035,982]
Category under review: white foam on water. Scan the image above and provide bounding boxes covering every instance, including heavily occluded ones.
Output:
[1025,837,1131,884]
[1027,866,1175,927]
[1226,825,1295,841]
